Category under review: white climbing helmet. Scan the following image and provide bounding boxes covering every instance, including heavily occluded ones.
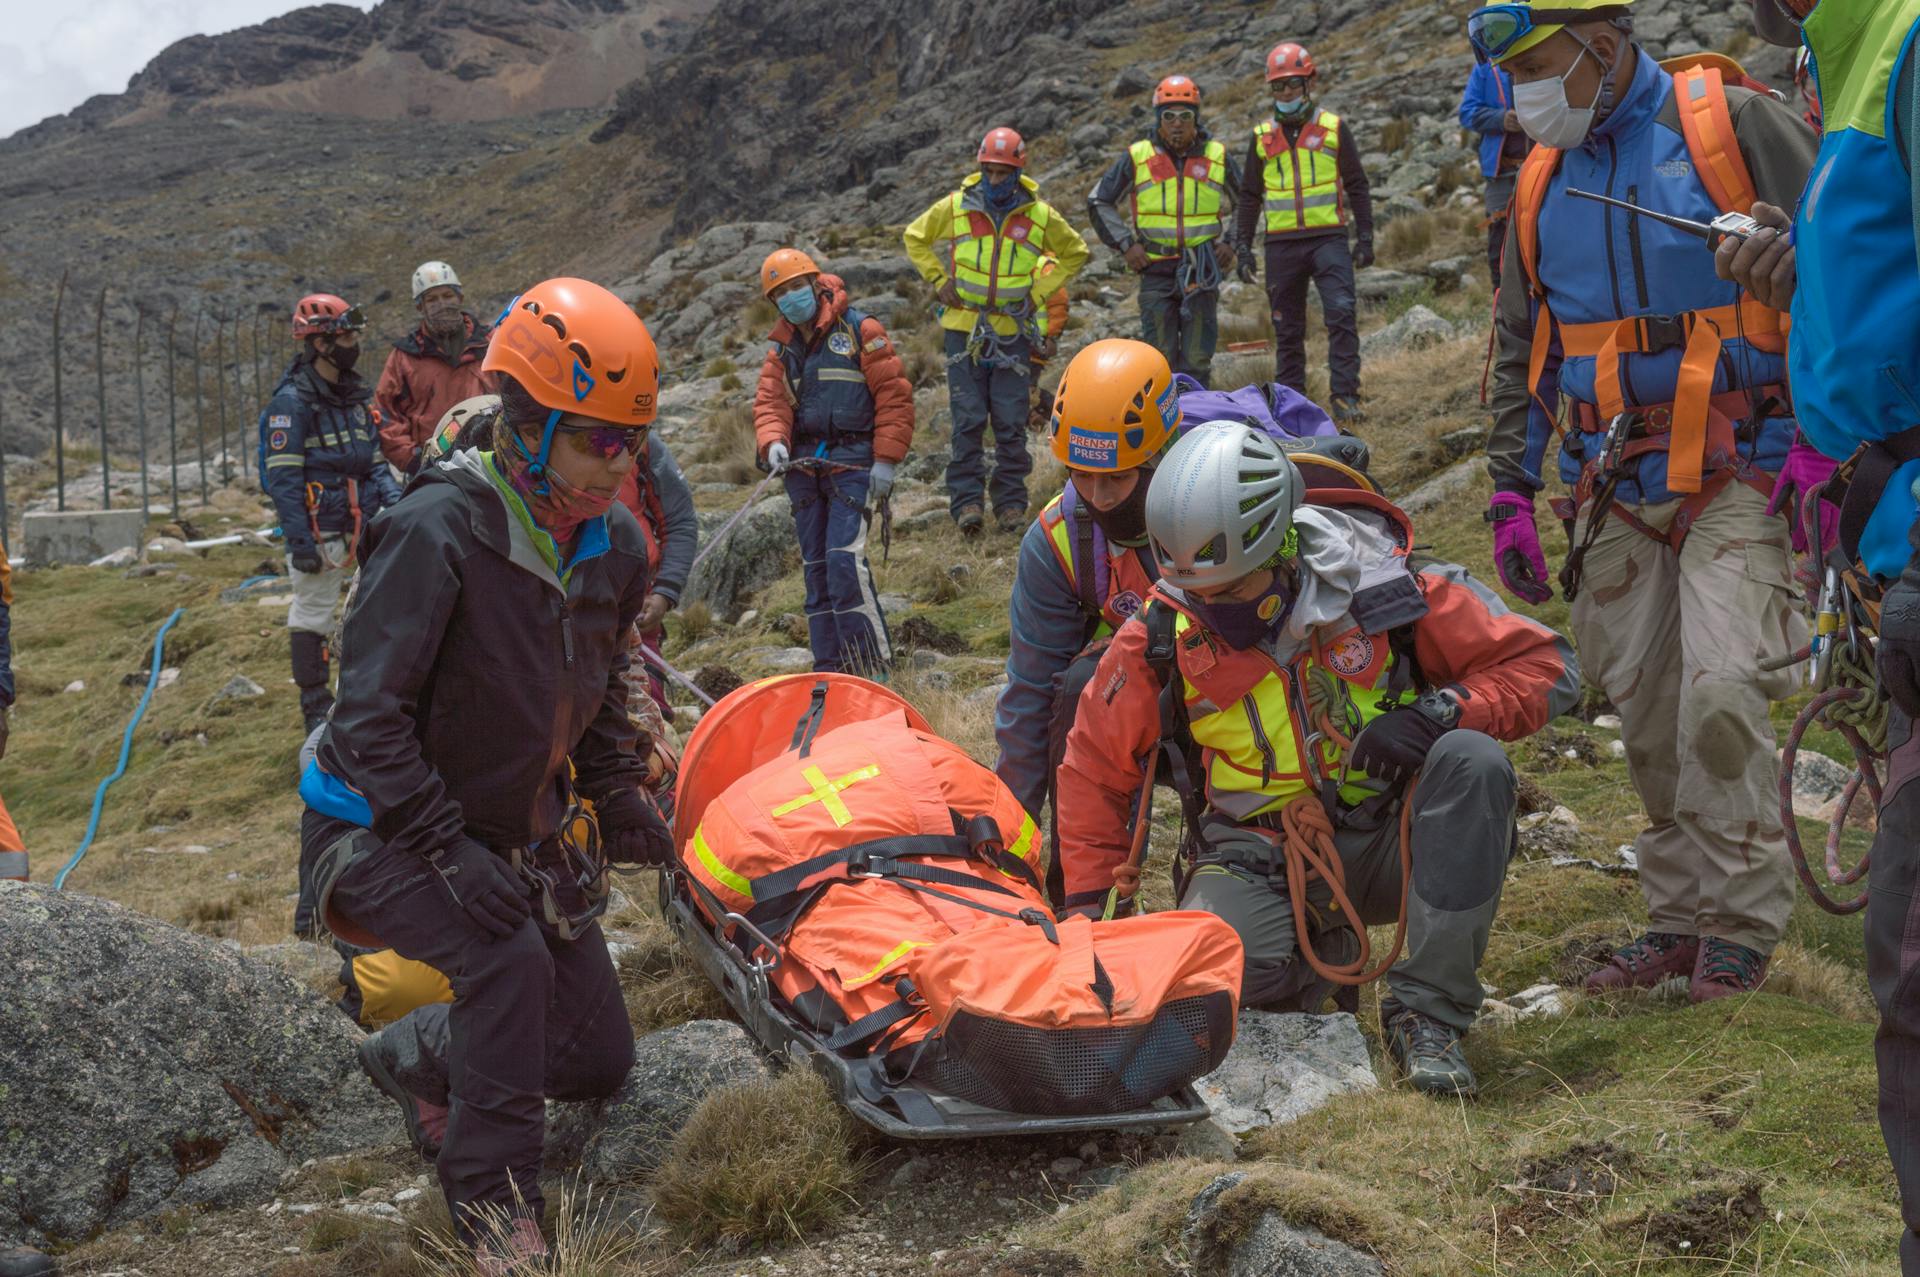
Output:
[411,260,462,302]
[1146,421,1303,589]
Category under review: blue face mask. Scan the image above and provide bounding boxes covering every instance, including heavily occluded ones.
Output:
[981,171,1023,214]
[775,287,818,324]
[1274,97,1313,121]
[1188,576,1294,650]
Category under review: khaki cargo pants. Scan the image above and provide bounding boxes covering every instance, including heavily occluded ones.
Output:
[1569,480,1804,951]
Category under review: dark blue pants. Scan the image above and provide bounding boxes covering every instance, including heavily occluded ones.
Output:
[785,463,892,674]
[1870,709,1920,1273]
[944,328,1033,518]
[1139,269,1220,387]
[1265,233,1360,400]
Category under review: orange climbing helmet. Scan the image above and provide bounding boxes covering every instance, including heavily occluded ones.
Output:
[484,277,659,427]
[759,248,821,298]
[1154,75,1202,107]
[977,126,1028,168]
[1048,339,1181,473]
[291,294,364,339]
[1265,42,1317,81]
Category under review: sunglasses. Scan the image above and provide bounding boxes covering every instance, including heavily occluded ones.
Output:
[319,305,368,333]
[1159,108,1197,123]
[1466,3,1632,61]
[554,420,649,460]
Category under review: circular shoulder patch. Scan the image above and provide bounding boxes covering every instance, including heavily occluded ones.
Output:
[268,428,289,451]
[828,331,856,357]
[1323,633,1375,678]
[1111,590,1143,620]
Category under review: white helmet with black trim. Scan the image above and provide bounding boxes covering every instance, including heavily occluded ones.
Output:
[1146,421,1303,589]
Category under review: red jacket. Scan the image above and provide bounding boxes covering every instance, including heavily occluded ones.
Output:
[1055,554,1578,902]
[753,276,913,465]
[374,314,493,470]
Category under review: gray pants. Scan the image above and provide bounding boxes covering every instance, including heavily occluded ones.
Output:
[1179,731,1517,1031]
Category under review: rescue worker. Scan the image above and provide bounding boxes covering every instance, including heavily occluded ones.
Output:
[1056,422,1579,1096]
[1231,43,1374,425]
[1472,0,1815,1000]
[904,128,1089,535]
[996,339,1180,904]
[753,248,912,673]
[262,294,402,733]
[1086,76,1242,387]
[1458,50,1532,284]
[373,261,493,476]
[0,555,24,886]
[311,277,669,1270]
[1734,0,1920,1263]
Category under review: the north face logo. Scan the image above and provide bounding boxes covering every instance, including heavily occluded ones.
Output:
[1656,158,1692,178]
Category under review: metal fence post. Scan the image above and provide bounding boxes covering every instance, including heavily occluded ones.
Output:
[95,285,109,511]
[166,305,179,518]
[214,312,229,487]
[53,269,67,512]
[234,311,250,489]
[0,397,9,555]
[134,305,150,523]
[192,308,208,506]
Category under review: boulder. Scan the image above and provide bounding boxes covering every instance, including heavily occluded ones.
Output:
[549,1020,769,1181]
[1358,304,1456,358]
[1353,268,1426,302]
[1194,1011,1377,1134]
[684,494,796,619]
[826,255,920,293]
[0,883,387,1248]
[1183,1172,1385,1277]
[1787,749,1855,820]
[1393,458,1480,517]
[1518,805,1582,858]
[1110,66,1153,98]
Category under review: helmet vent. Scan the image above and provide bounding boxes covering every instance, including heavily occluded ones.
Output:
[606,366,628,384]
[541,313,568,340]
[569,341,592,368]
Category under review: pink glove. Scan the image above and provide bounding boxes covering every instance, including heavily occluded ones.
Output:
[1769,439,1840,558]
[1487,490,1553,605]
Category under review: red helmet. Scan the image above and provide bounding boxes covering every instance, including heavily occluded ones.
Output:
[1154,75,1201,107]
[291,294,364,339]
[1265,42,1317,82]
[976,126,1027,169]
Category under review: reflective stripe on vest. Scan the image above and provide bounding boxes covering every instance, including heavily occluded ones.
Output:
[1256,113,1346,235]
[1039,488,1156,636]
[1128,138,1229,257]
[782,312,878,439]
[1168,606,1396,818]
[948,192,1053,313]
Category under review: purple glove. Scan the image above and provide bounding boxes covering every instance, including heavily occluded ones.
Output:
[1487,490,1553,605]
[1769,439,1840,558]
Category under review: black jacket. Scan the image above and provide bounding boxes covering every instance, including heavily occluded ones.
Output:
[318,449,650,860]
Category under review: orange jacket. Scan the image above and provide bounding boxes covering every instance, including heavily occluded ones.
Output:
[373,315,493,470]
[753,276,914,465]
[1055,560,1578,902]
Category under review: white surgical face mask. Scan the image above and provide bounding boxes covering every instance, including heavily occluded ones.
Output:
[1512,35,1609,148]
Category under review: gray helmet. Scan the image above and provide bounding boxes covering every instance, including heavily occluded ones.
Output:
[1146,421,1303,589]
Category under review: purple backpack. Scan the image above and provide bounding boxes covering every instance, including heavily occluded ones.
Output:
[1171,374,1340,439]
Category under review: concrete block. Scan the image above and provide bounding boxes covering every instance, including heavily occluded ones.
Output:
[23,509,147,567]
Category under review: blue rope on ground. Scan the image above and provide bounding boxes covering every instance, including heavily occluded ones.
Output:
[53,607,187,890]
[233,574,279,590]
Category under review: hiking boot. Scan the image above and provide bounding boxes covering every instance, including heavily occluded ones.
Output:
[357,1029,448,1161]
[1583,930,1699,994]
[956,505,985,537]
[472,1215,550,1276]
[1381,1000,1477,1098]
[1692,937,1770,1003]
[0,1247,56,1277]
[1330,395,1366,426]
[995,505,1029,533]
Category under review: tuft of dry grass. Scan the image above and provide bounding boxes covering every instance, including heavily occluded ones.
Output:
[650,1068,862,1249]
[613,902,734,1034]
[1767,942,1876,1022]
[1380,117,1414,154]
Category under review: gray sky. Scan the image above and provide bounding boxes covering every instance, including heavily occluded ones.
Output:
[0,1,377,140]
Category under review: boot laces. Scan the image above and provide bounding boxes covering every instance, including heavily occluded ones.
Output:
[1393,1008,1457,1060]
[1619,930,1688,970]
[1699,938,1765,987]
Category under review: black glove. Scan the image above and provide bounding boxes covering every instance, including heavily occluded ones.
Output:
[595,787,673,868]
[1880,568,1920,718]
[1347,692,1459,786]
[1353,240,1376,270]
[426,837,531,938]
[1234,246,1259,285]
[290,548,324,575]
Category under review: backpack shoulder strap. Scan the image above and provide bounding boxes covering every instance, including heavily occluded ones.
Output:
[1510,144,1563,296]
[1138,596,1208,866]
[1670,62,1760,213]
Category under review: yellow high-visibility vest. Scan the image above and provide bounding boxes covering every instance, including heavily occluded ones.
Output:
[1127,138,1229,258]
[1256,112,1347,236]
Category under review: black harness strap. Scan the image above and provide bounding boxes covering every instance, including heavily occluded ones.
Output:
[788,680,831,758]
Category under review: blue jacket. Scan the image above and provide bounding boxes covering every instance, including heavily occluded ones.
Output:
[995,518,1107,820]
[260,359,402,557]
[1486,51,1814,505]
[1792,0,1920,579]
[1458,60,1517,179]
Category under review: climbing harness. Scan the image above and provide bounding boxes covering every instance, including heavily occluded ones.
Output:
[1557,412,1634,602]
[965,300,1044,370]
[53,608,185,890]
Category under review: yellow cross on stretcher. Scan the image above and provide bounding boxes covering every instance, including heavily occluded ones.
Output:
[769,764,880,828]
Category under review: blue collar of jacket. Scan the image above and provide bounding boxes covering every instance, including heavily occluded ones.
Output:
[960,171,1038,220]
[1584,45,1664,149]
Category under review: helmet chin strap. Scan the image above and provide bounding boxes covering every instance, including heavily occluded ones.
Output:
[514,407,564,496]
